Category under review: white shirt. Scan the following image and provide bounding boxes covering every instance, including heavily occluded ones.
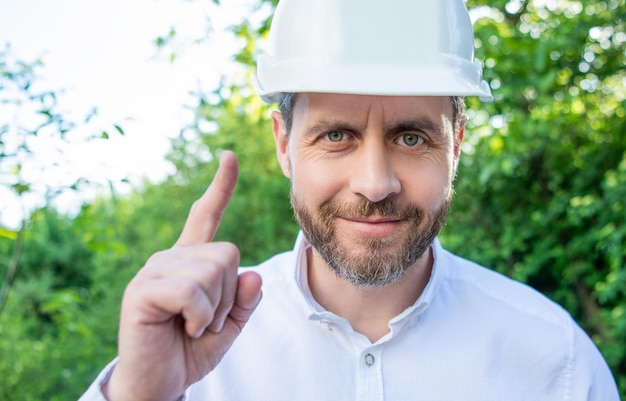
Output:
[81,233,619,401]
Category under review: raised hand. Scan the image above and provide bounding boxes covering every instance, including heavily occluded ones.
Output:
[104,151,262,401]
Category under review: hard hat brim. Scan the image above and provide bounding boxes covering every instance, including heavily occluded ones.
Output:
[254,55,493,103]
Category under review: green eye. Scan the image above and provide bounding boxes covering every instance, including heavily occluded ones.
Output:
[327,131,344,142]
[400,134,422,147]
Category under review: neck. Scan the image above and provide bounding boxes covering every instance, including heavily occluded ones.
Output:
[306,247,433,343]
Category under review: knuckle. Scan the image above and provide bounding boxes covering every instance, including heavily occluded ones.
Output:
[175,279,205,302]
[137,249,176,278]
[216,242,240,265]
[203,261,225,282]
[145,249,168,265]
[122,277,151,307]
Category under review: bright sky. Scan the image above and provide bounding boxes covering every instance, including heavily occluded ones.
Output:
[0,0,257,228]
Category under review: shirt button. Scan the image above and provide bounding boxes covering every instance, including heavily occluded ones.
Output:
[364,353,375,366]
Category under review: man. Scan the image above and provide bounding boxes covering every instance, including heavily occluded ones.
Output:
[81,0,619,400]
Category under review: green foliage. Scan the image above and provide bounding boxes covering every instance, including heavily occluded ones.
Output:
[148,0,295,264]
[441,0,626,395]
[0,47,127,399]
[17,210,93,290]
[0,45,125,314]
[0,208,119,400]
[193,88,298,265]
[158,78,297,264]
[0,46,114,206]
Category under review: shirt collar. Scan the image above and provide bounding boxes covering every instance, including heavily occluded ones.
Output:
[292,230,447,330]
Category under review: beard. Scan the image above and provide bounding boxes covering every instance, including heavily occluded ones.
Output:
[291,190,451,288]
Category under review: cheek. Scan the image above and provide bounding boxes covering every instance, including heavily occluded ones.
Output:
[399,160,454,206]
[289,155,347,204]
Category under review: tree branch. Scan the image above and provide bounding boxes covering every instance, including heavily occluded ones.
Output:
[575,280,610,342]
[0,221,26,314]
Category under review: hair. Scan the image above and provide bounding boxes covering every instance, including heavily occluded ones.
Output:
[450,96,466,143]
[278,92,298,136]
[278,92,466,140]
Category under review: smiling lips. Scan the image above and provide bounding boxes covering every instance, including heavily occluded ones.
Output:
[344,216,401,224]
[338,216,404,238]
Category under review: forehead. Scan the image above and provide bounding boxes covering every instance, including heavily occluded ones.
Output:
[292,93,453,129]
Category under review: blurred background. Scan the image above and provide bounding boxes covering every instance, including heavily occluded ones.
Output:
[0,0,624,399]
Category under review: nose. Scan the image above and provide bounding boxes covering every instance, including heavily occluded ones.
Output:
[348,144,401,203]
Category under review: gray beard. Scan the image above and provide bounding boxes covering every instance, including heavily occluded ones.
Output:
[291,191,450,288]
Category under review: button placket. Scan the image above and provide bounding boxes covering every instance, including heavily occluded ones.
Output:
[357,348,383,401]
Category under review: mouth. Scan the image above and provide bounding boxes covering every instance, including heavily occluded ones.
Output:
[337,215,404,238]
[343,216,402,223]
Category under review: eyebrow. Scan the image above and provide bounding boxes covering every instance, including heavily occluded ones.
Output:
[303,120,365,138]
[392,117,445,135]
[304,117,443,138]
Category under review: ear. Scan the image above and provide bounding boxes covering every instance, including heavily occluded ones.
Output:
[272,110,291,178]
[453,116,466,174]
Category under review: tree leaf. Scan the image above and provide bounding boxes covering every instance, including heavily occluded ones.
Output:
[0,227,17,240]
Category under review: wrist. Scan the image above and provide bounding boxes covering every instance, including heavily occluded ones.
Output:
[100,377,112,401]
[102,367,185,401]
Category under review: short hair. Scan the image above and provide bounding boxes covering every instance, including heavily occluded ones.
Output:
[278,93,466,140]
[277,92,298,136]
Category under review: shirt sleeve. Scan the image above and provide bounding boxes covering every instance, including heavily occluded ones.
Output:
[77,359,117,401]
[77,359,189,401]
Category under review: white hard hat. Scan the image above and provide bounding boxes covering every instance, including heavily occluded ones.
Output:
[253,0,493,103]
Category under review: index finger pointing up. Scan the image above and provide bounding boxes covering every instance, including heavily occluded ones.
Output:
[175,150,239,247]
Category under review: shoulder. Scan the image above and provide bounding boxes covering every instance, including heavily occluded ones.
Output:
[438,247,571,327]
[435,248,619,399]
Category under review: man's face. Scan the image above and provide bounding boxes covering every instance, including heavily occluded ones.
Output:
[273,93,464,287]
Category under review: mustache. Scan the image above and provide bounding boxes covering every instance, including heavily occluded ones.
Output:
[319,198,423,220]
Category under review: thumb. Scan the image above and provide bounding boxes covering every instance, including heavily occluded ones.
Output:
[228,272,263,330]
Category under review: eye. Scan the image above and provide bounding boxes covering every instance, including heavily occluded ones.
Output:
[326,131,345,142]
[397,133,424,147]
